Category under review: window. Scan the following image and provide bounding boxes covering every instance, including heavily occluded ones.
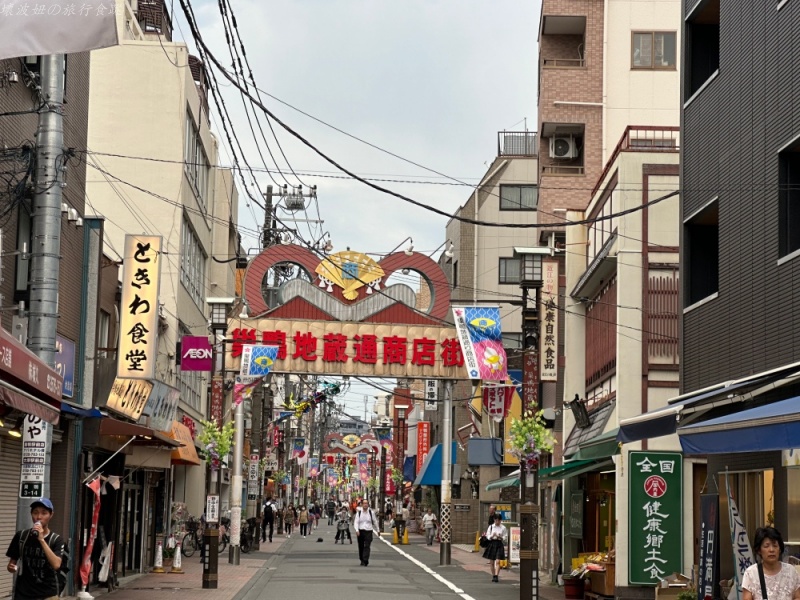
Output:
[685,0,720,100]
[180,216,207,308]
[503,332,522,350]
[98,310,110,359]
[452,260,459,290]
[779,142,800,257]
[684,199,718,306]
[184,112,210,209]
[177,323,203,411]
[499,257,522,284]
[500,185,538,210]
[632,32,676,69]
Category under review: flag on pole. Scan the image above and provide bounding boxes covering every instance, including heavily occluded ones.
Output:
[291,438,306,460]
[726,475,755,600]
[452,306,508,381]
[357,453,369,482]
[0,1,119,61]
[309,457,319,477]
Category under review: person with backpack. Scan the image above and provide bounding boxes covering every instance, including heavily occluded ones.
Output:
[326,497,337,525]
[6,498,66,599]
[261,497,275,543]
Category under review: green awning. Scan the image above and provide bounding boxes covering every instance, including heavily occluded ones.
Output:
[572,428,621,461]
[539,458,614,482]
[485,470,520,491]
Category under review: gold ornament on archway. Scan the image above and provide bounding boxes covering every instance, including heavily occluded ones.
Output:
[315,251,384,300]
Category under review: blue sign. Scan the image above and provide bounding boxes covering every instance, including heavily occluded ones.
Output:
[241,345,279,377]
[55,335,75,398]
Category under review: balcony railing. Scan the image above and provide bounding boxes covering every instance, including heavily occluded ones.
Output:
[498,131,538,157]
[542,58,585,68]
[591,126,680,197]
[541,164,585,176]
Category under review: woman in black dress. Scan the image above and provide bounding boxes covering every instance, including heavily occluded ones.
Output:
[483,513,507,582]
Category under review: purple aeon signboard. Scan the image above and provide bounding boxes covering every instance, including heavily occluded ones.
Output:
[180,336,212,371]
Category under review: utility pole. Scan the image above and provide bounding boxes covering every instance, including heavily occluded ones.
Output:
[439,380,453,566]
[262,185,274,249]
[229,387,244,565]
[17,53,65,533]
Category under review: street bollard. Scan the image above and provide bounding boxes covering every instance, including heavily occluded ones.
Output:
[169,542,184,574]
[152,541,165,574]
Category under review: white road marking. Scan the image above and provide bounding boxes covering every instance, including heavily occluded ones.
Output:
[379,537,478,600]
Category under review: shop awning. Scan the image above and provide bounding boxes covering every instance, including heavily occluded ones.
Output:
[413,442,457,486]
[573,428,621,461]
[99,418,181,447]
[168,421,201,466]
[0,379,60,424]
[564,401,614,458]
[486,469,520,491]
[618,364,800,443]
[539,458,614,482]
[678,396,800,454]
[60,402,102,418]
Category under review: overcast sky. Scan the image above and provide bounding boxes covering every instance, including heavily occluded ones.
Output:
[184,0,540,411]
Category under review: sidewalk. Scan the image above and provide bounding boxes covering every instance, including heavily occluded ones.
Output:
[66,535,289,600]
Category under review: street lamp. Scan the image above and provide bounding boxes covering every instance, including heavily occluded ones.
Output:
[203,297,234,590]
[512,249,550,600]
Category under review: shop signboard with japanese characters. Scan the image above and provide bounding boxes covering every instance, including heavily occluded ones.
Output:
[628,451,683,585]
[227,319,466,379]
[20,416,48,497]
[424,379,438,411]
[118,235,162,380]
[539,260,558,381]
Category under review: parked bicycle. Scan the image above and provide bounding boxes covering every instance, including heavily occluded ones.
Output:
[218,516,230,553]
[182,516,202,557]
[240,517,257,554]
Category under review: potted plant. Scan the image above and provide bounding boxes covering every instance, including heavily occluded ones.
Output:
[161,543,175,568]
[508,409,557,473]
[197,420,235,470]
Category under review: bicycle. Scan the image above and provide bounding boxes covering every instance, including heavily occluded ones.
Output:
[181,516,202,557]
[218,517,230,553]
[240,518,257,554]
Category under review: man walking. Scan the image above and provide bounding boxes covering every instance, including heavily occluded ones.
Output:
[261,497,275,543]
[326,496,337,525]
[354,499,379,566]
[422,507,438,546]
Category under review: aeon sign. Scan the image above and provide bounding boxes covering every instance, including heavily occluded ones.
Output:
[180,336,213,372]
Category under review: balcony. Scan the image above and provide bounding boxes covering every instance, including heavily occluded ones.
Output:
[498,131,538,157]
[541,15,586,69]
[591,126,680,196]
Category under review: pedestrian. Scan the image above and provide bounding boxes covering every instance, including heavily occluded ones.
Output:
[283,503,297,538]
[354,499,380,566]
[262,497,275,543]
[6,498,66,599]
[487,504,496,527]
[384,499,393,526]
[483,514,507,583]
[422,507,438,546]
[742,526,800,600]
[326,496,337,525]
[395,500,409,541]
[299,505,310,538]
[334,506,353,544]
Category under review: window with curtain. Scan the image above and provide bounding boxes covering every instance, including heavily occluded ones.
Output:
[500,185,538,210]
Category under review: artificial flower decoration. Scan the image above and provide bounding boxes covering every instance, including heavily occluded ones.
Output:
[508,409,556,472]
[197,420,235,469]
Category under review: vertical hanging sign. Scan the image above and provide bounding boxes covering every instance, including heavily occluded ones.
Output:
[20,416,48,498]
[628,451,683,585]
[118,235,162,379]
[698,493,720,600]
[540,259,558,381]
[416,421,430,475]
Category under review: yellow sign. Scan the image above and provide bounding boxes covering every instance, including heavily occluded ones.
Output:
[118,235,162,379]
[341,434,361,448]
[315,250,384,300]
[227,318,467,379]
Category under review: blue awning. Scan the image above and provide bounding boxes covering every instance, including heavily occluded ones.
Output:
[413,442,457,486]
[678,396,800,454]
[618,368,800,444]
[61,402,102,418]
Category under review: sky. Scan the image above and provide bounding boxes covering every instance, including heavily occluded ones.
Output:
[182,0,540,413]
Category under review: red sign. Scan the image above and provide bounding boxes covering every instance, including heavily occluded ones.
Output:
[522,350,539,414]
[210,376,224,428]
[231,327,463,368]
[417,422,430,475]
[483,385,513,422]
[180,335,213,372]
[644,475,668,498]
[0,327,63,402]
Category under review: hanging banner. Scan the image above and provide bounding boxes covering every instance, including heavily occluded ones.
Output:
[357,453,369,482]
[291,438,306,460]
[424,379,438,411]
[540,259,559,381]
[20,416,48,498]
[628,451,683,585]
[118,235,162,379]
[0,1,119,61]
[726,476,754,600]
[417,421,430,475]
[297,442,310,465]
[240,344,279,377]
[452,306,508,381]
[698,493,720,600]
[482,383,513,422]
[234,375,260,406]
[309,457,319,478]
[80,478,102,587]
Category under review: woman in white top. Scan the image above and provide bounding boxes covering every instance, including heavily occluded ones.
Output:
[742,527,800,600]
[483,513,507,583]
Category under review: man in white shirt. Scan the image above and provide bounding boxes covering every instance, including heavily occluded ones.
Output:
[421,507,438,545]
[354,499,380,566]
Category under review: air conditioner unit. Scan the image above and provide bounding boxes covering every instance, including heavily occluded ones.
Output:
[549,135,578,159]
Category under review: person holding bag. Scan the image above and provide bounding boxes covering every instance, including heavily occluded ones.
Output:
[742,526,800,600]
[483,513,507,583]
